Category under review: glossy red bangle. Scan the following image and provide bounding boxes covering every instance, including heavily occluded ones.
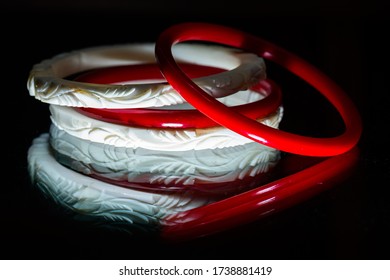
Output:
[155,22,363,156]
[74,62,223,84]
[74,63,282,129]
[161,146,359,241]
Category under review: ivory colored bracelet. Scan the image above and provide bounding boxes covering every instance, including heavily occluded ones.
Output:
[74,63,282,129]
[49,124,280,193]
[49,103,283,151]
[27,133,214,234]
[27,42,266,108]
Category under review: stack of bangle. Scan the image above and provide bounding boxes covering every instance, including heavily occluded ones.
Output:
[29,41,284,187]
[26,22,362,240]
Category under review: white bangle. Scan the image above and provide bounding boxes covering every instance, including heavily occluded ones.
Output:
[27,133,214,232]
[49,124,280,187]
[27,43,266,108]
[49,101,283,151]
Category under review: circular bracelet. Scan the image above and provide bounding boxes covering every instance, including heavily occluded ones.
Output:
[49,104,283,151]
[27,133,214,235]
[155,22,363,157]
[74,63,282,128]
[27,42,267,108]
[49,124,280,194]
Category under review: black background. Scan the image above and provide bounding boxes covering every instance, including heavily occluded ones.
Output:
[1,0,390,260]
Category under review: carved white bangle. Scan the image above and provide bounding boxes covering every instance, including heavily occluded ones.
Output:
[49,102,283,151]
[49,125,280,190]
[27,43,266,108]
[27,133,213,233]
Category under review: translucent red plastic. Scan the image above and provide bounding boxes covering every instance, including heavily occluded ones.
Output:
[161,146,359,241]
[155,22,363,157]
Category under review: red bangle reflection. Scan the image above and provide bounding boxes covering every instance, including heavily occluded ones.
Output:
[160,146,359,241]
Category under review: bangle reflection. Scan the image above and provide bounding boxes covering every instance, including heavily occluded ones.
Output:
[28,131,359,241]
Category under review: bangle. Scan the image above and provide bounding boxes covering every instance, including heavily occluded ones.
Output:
[155,22,363,157]
[74,62,225,84]
[161,145,360,241]
[74,63,282,129]
[49,104,283,151]
[27,42,267,108]
[49,124,280,194]
[27,133,213,234]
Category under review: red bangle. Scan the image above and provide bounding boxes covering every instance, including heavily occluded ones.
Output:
[74,62,223,84]
[155,22,363,156]
[74,63,282,129]
[161,146,359,241]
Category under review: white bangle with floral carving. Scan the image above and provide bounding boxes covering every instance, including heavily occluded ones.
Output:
[49,100,283,151]
[49,124,280,188]
[27,43,266,108]
[28,133,214,233]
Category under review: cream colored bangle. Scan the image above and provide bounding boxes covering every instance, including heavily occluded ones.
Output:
[49,124,280,186]
[49,102,283,151]
[28,133,214,231]
[27,43,266,108]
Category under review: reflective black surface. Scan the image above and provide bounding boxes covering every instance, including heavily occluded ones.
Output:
[2,2,390,259]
